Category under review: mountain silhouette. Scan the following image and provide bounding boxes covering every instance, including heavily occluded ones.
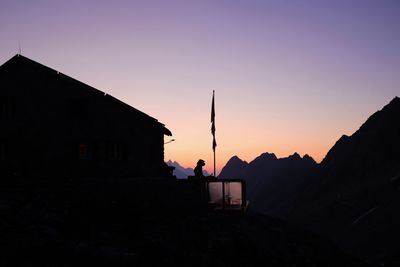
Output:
[166,160,209,178]
[289,96,400,263]
[219,97,400,264]
[219,152,317,218]
[218,155,248,179]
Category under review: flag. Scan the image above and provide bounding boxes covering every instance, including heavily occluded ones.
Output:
[211,90,216,151]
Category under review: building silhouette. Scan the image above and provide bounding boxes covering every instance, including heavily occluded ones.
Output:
[0,55,172,179]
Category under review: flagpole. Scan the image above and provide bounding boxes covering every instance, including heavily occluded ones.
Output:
[211,90,217,177]
[214,142,216,178]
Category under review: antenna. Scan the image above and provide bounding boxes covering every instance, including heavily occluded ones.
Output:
[18,40,22,55]
[164,139,175,144]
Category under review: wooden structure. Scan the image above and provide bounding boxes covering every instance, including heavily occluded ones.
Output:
[0,55,172,179]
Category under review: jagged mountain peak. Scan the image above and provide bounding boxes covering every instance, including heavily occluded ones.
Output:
[288,152,301,159]
[260,152,278,159]
[229,155,244,162]
[250,152,277,164]
[166,160,183,168]
[280,153,317,167]
[219,155,248,179]
[166,159,176,165]
[250,152,315,164]
[303,154,317,164]
[223,155,248,167]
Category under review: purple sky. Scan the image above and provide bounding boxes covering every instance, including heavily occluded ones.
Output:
[1,0,399,173]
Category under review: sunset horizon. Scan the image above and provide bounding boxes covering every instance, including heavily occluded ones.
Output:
[1,0,399,175]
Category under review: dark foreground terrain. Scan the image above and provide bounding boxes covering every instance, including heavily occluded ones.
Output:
[0,177,367,267]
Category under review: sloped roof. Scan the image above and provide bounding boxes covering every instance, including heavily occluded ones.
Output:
[0,54,172,136]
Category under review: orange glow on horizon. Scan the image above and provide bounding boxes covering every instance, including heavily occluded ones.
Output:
[164,122,343,175]
[166,146,327,175]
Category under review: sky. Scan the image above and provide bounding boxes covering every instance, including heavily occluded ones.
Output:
[1,0,399,174]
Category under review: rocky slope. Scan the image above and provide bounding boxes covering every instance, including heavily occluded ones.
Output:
[289,97,400,262]
[219,152,317,218]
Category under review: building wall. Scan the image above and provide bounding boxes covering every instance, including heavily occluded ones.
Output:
[0,56,170,179]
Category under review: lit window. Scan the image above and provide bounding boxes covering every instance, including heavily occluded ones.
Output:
[224,182,243,206]
[208,182,223,207]
[207,180,244,210]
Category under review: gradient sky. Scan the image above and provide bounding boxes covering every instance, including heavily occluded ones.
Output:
[1,0,399,174]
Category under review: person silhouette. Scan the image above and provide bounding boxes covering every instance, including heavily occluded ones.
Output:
[194,159,205,178]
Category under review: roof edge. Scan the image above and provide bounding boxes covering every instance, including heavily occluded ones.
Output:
[1,54,172,135]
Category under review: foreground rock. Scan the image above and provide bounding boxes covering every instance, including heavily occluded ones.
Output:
[0,178,365,267]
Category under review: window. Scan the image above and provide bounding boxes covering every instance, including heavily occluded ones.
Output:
[224,182,243,206]
[109,143,123,161]
[68,98,88,120]
[94,142,107,160]
[78,143,91,160]
[208,182,223,206]
[0,96,16,119]
[206,180,245,210]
